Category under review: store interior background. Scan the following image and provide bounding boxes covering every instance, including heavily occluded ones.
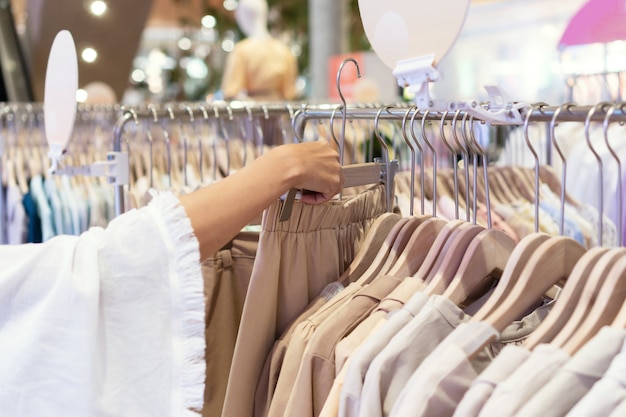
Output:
[6,0,620,106]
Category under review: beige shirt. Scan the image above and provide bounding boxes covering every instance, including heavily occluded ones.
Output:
[335,278,425,373]
[221,37,297,100]
[282,275,405,417]
[339,291,431,417]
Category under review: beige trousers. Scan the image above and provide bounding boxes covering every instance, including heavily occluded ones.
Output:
[222,185,387,417]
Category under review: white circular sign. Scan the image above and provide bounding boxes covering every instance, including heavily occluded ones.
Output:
[358,0,471,69]
[44,30,78,152]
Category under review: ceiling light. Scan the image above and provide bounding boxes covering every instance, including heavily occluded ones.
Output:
[223,0,237,11]
[76,89,88,103]
[177,37,192,51]
[81,47,98,63]
[89,0,108,16]
[201,15,217,29]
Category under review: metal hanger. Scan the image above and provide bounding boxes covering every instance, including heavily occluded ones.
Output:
[420,110,438,217]
[584,102,613,244]
[603,102,623,245]
[439,110,460,220]
[401,106,418,216]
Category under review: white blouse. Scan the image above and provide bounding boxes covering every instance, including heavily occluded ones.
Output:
[0,191,205,417]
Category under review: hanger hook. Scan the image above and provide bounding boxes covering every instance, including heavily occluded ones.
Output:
[420,110,437,217]
[337,58,362,168]
[439,110,460,220]
[523,102,549,233]
[604,102,625,245]
[452,109,470,220]
[336,57,361,109]
[409,108,427,215]
[401,105,418,216]
[549,102,576,236]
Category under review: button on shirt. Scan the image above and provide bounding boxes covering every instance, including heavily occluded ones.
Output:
[516,326,626,417]
[339,291,430,417]
[566,339,626,417]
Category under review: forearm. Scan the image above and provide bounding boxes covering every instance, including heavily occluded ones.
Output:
[180,147,298,260]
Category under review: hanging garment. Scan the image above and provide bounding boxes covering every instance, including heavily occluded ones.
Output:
[564,339,626,417]
[280,275,406,417]
[0,192,205,417]
[222,185,388,417]
[476,343,571,417]
[201,231,259,417]
[386,298,552,417]
[339,291,431,417]
[515,325,626,417]
[453,345,531,417]
[256,212,402,417]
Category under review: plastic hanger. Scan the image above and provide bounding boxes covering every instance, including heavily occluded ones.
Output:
[562,249,626,355]
[442,228,516,306]
[475,236,586,337]
[338,212,402,285]
[550,248,621,347]
[469,232,552,322]
[524,247,612,350]
[352,217,411,285]
[422,224,485,295]
[439,112,518,305]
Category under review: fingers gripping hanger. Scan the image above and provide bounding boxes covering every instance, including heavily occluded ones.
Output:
[279,59,398,222]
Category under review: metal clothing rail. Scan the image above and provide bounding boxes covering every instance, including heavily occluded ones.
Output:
[292,103,626,138]
[110,102,313,216]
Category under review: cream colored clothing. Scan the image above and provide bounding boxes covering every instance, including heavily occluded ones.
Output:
[266,282,362,417]
[608,398,626,417]
[389,322,499,417]
[223,187,387,417]
[0,191,205,417]
[335,277,425,374]
[516,326,626,417]
[453,345,531,417]
[339,291,430,417]
[358,295,470,417]
[282,275,405,417]
[478,343,569,417]
[388,300,553,417]
[221,37,297,100]
[566,339,626,417]
[255,213,401,417]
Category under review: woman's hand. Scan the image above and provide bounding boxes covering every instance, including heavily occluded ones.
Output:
[180,141,344,260]
[272,141,344,204]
